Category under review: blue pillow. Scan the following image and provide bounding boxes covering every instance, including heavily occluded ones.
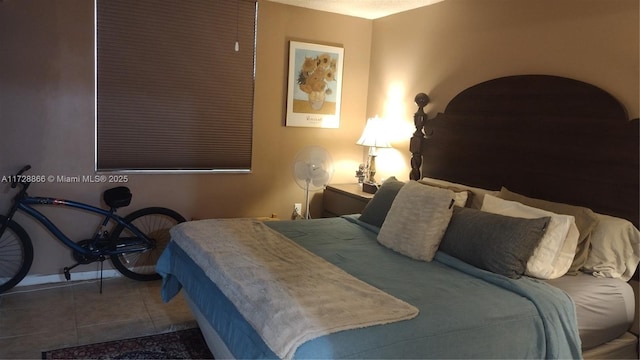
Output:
[358,177,405,227]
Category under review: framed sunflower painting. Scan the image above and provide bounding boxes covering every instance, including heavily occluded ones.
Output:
[286,41,344,128]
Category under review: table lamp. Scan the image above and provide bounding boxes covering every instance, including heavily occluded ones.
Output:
[356,116,391,193]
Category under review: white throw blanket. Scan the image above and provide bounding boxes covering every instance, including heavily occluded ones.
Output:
[170,219,419,359]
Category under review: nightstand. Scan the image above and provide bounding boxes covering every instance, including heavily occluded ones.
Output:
[322,183,375,217]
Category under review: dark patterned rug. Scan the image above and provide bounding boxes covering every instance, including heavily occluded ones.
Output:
[42,328,214,359]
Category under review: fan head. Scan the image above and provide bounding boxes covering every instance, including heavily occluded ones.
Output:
[292,146,334,191]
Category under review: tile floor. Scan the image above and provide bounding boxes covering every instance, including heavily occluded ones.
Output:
[0,277,197,359]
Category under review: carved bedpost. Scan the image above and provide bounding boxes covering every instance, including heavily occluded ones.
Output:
[410,93,429,180]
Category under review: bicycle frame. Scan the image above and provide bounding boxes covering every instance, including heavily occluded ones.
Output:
[2,190,152,257]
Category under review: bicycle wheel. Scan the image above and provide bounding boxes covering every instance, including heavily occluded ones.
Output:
[0,217,34,293]
[110,207,185,281]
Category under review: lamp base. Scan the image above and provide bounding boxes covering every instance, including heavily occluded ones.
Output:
[362,182,378,194]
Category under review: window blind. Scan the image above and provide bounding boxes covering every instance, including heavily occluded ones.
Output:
[96,0,257,172]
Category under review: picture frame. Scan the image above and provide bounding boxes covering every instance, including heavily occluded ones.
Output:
[286,41,344,128]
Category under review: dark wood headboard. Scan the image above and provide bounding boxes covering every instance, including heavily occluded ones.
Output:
[410,75,639,227]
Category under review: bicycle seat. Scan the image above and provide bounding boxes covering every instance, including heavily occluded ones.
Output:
[103,186,132,208]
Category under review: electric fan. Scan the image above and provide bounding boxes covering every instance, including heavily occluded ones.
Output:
[292,146,334,219]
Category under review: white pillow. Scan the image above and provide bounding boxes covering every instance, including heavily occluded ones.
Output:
[582,213,640,281]
[482,195,579,279]
[417,180,468,207]
[377,181,455,262]
[420,177,499,209]
[451,191,469,208]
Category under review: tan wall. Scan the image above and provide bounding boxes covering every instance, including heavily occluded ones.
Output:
[367,0,640,181]
[0,0,372,277]
[2,0,637,280]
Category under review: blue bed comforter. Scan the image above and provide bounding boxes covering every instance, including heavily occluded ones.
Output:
[158,215,581,359]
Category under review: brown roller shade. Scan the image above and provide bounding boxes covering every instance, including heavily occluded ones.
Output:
[96,0,256,172]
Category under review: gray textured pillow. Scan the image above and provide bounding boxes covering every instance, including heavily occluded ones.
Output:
[499,187,599,274]
[377,181,455,262]
[359,177,405,227]
[439,206,551,279]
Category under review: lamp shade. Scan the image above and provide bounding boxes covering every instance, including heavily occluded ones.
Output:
[356,117,391,148]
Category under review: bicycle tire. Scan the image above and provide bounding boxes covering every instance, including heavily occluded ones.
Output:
[110,207,185,281]
[0,217,34,293]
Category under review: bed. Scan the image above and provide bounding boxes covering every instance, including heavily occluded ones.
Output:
[158,75,639,359]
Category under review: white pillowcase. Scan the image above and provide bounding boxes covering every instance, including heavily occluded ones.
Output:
[482,195,579,279]
[582,213,640,282]
[378,181,455,262]
[420,177,499,209]
[417,179,469,207]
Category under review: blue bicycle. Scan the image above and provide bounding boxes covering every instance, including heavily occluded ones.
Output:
[0,165,186,293]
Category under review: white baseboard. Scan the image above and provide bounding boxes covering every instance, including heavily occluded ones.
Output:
[16,270,122,287]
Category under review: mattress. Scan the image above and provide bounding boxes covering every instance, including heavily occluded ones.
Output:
[546,273,635,350]
[158,216,581,359]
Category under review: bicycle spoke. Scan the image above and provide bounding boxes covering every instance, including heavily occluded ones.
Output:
[110,208,184,281]
[0,236,22,276]
[0,219,33,293]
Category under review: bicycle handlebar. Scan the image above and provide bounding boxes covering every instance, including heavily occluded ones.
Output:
[11,165,32,188]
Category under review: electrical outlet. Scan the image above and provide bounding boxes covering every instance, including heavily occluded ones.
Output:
[294,203,302,215]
